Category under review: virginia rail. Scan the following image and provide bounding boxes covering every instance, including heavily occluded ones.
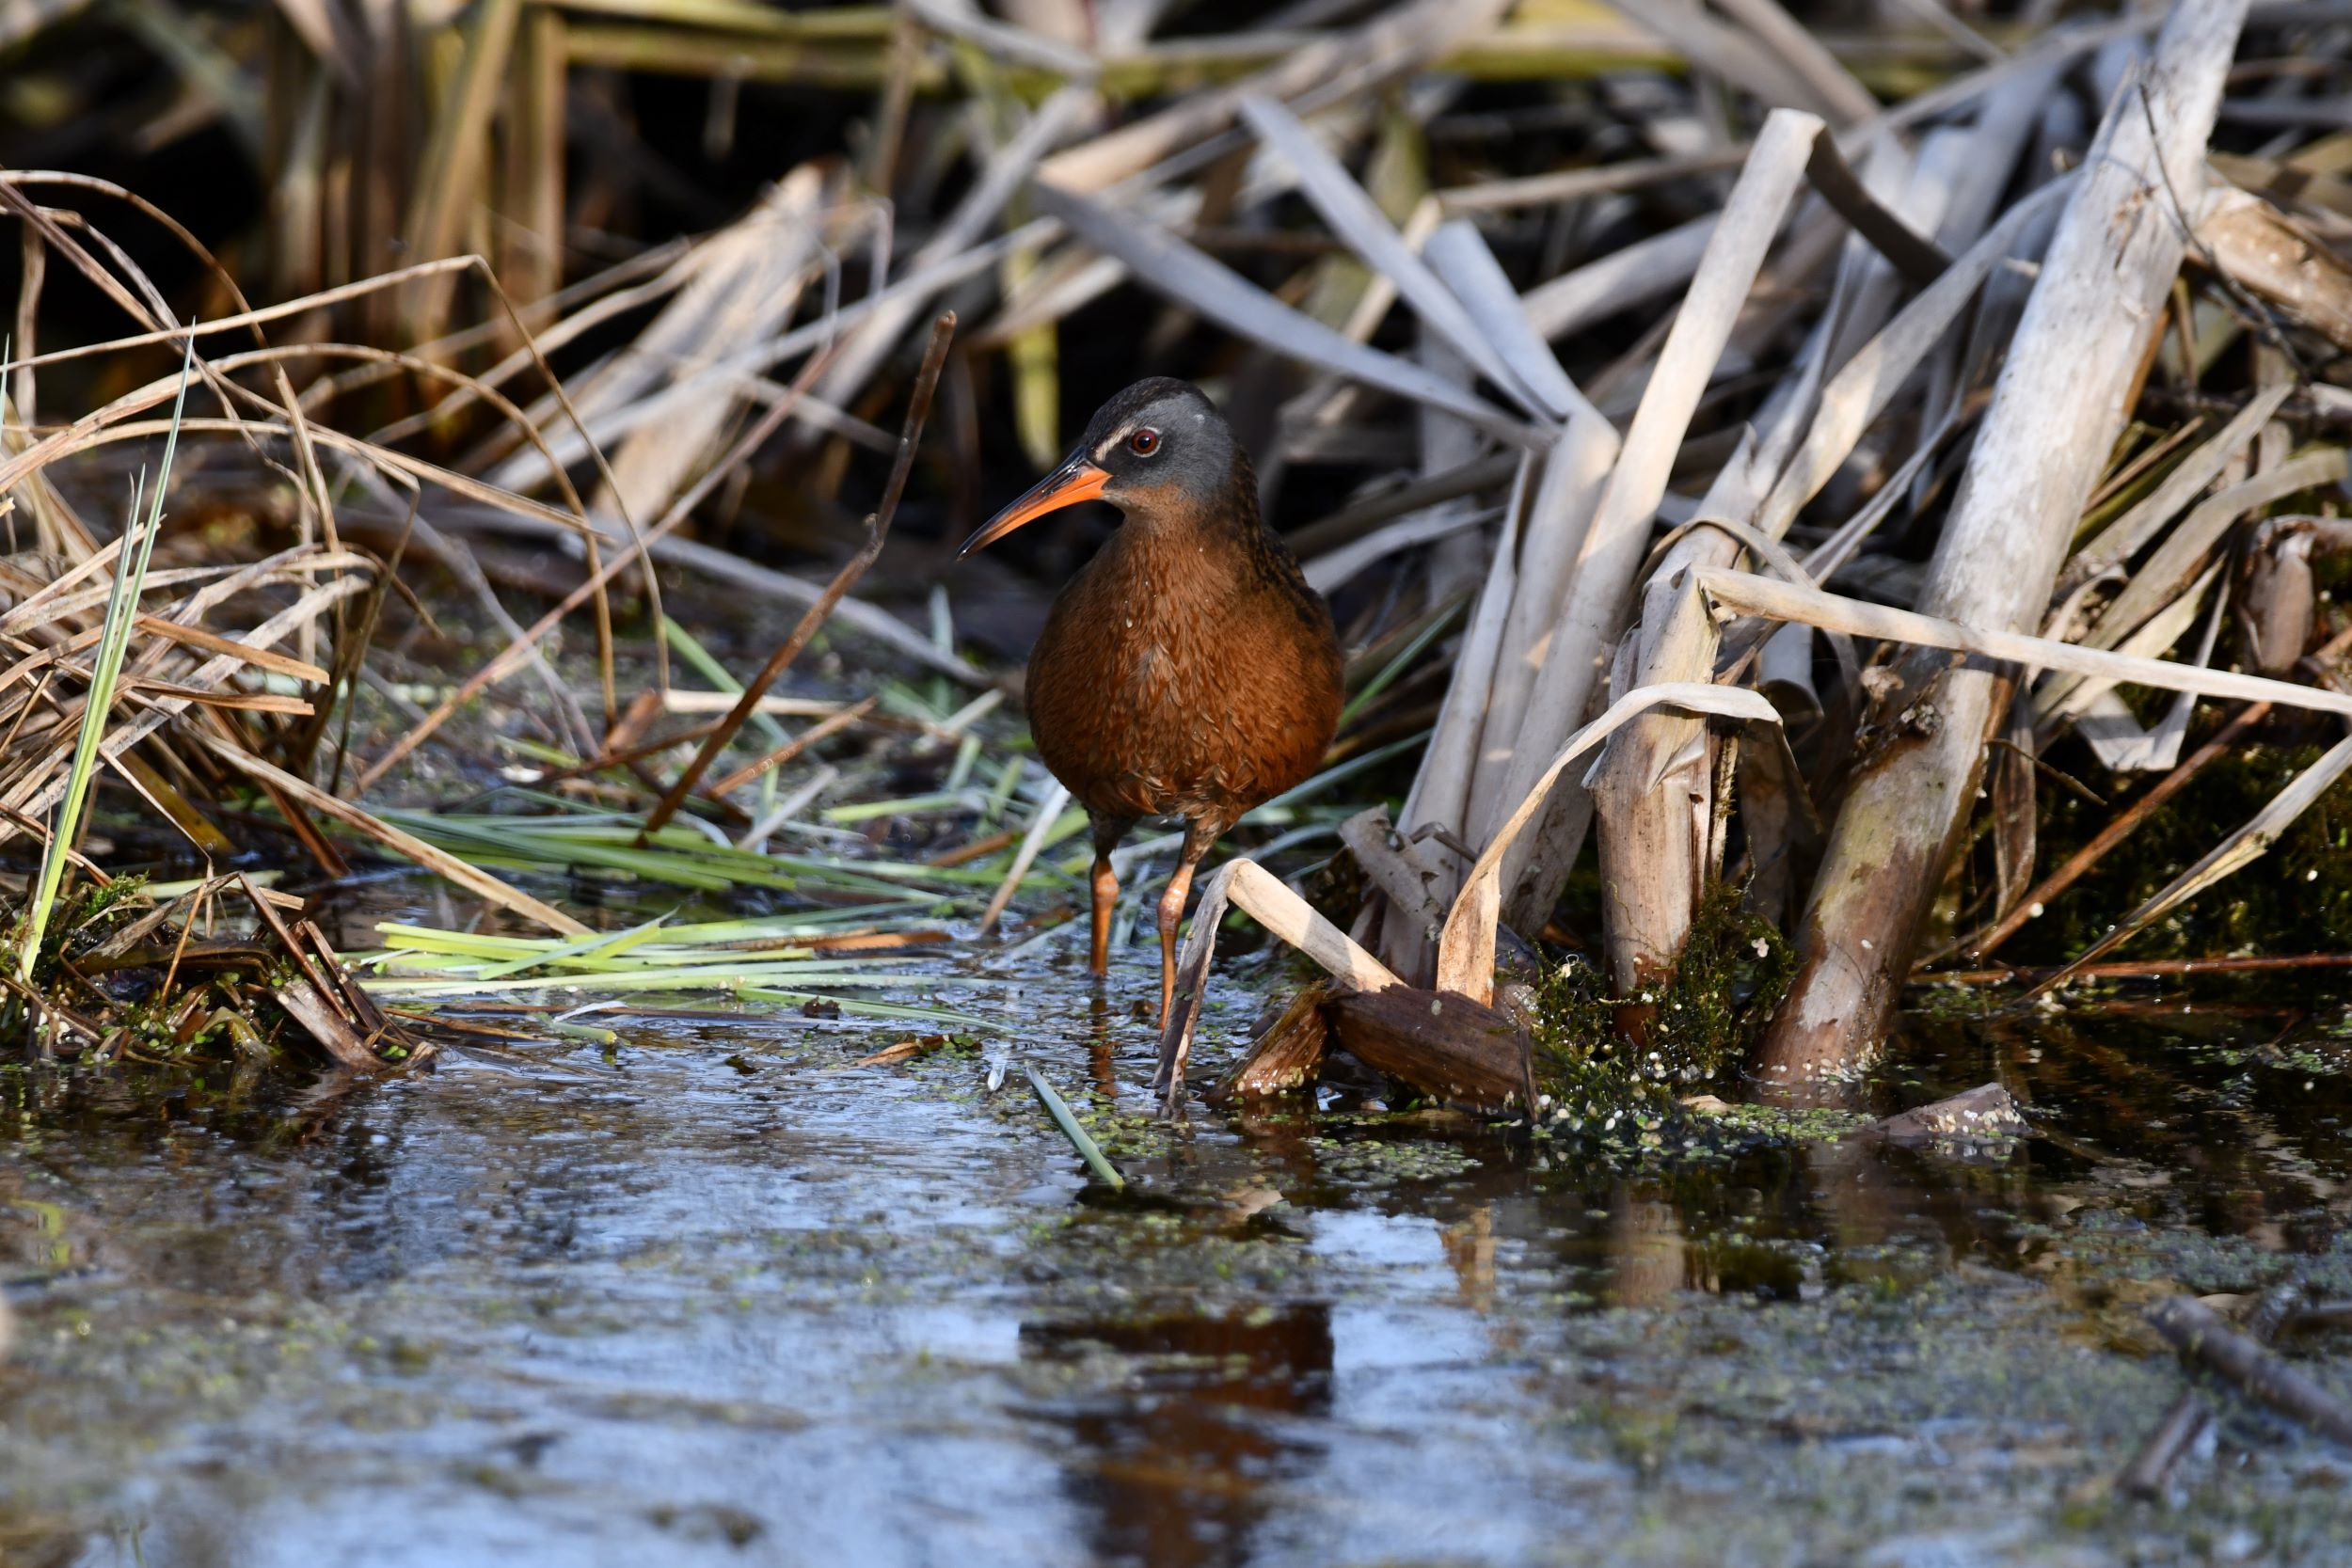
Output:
[961,378,1343,1023]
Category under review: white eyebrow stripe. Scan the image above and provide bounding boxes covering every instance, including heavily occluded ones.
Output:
[1094,419,1155,462]
[1091,422,1133,462]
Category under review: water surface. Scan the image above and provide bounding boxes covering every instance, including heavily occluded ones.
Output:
[6,933,2352,1567]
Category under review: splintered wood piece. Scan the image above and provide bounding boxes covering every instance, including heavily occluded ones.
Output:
[1210,982,1333,1102]
[273,979,383,1072]
[1155,858,1401,1113]
[2195,185,2352,353]
[1327,986,1531,1116]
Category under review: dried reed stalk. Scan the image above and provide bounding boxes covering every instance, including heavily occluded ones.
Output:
[1754,0,2254,1085]
[1489,108,1823,936]
[638,312,955,838]
[1585,174,2075,1007]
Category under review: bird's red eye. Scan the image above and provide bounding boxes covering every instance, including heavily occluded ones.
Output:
[1129,428,1160,456]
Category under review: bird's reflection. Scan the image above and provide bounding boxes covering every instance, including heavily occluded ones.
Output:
[1086,987,1121,1101]
[1019,1304,1334,1568]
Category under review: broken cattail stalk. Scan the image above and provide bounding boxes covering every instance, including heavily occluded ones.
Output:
[1490,108,1822,936]
[1755,0,2250,1085]
[2193,184,2352,355]
[1389,457,1526,953]
[1587,175,2074,1018]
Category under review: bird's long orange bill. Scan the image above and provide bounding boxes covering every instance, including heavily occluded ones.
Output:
[959,460,1111,556]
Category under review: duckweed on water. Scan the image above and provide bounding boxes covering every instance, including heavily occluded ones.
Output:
[1680,1101,1878,1144]
[1304,1133,1483,1188]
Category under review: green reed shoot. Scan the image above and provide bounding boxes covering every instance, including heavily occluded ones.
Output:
[15,340,195,992]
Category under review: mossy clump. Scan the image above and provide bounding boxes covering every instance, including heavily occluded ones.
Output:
[3,873,151,989]
[1528,884,1792,1091]
[1644,881,1797,1076]
[1521,884,1796,1148]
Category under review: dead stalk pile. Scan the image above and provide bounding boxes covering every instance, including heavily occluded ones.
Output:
[0,0,2347,1095]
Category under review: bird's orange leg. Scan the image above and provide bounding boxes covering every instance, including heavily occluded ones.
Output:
[1087,816,1135,976]
[1089,853,1118,974]
[1155,823,1218,1028]
[1155,863,1194,1029]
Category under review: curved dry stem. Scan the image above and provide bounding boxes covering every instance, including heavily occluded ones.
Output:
[0,257,477,378]
[1438,682,1784,1005]
[0,170,266,328]
[0,198,280,483]
[1,417,587,534]
[351,334,854,791]
[237,342,598,529]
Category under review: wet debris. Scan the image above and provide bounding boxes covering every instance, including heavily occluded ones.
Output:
[2142,1289,2352,1457]
[1871,1083,2031,1143]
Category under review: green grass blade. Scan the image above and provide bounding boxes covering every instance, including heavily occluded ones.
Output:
[16,339,194,989]
[1341,595,1468,728]
[1023,1064,1124,1190]
[469,913,672,979]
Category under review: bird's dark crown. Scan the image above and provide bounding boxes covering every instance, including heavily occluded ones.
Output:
[1075,378,1238,515]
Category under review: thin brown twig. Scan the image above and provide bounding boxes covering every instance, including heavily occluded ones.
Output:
[2086,413,2206,512]
[0,804,111,885]
[354,332,854,791]
[0,666,58,759]
[702,694,880,800]
[157,879,215,1005]
[927,827,1017,867]
[1915,951,2352,987]
[638,310,956,840]
[2144,1291,2352,1447]
[1985,736,2106,807]
[2122,1277,2306,1497]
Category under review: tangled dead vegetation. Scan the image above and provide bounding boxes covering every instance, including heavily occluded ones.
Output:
[1,1,2350,1105]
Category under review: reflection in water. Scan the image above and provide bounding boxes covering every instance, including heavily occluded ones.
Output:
[1441,1204,1495,1311]
[1604,1192,1684,1308]
[1019,1306,1333,1568]
[8,988,2352,1564]
[1087,988,1122,1101]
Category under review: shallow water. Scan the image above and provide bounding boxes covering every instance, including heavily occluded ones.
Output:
[5,916,2352,1568]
